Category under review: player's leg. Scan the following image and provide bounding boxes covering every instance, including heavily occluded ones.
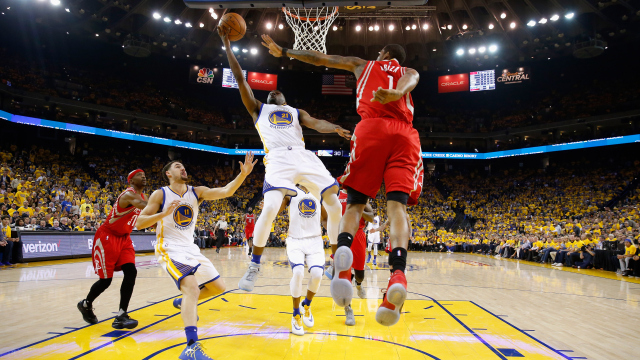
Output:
[287,239,305,336]
[239,189,287,291]
[352,230,367,299]
[176,274,213,359]
[79,229,113,324]
[247,236,253,256]
[173,249,224,309]
[300,236,324,328]
[111,237,138,329]
[366,241,373,263]
[372,238,379,266]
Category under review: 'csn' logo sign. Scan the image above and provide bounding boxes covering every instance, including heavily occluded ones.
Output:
[197,68,215,84]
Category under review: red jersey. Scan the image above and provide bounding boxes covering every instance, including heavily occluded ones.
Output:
[338,190,366,231]
[102,187,145,236]
[245,214,256,229]
[355,59,414,123]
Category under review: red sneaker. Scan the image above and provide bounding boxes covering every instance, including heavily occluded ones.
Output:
[330,246,354,307]
[375,270,407,326]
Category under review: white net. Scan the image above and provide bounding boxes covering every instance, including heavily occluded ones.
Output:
[282,7,339,54]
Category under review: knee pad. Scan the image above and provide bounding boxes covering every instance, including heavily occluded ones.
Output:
[307,266,323,294]
[290,265,304,298]
[387,191,409,205]
[346,187,369,205]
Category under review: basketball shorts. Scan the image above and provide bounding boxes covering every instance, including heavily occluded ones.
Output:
[92,227,135,279]
[338,118,424,206]
[286,236,325,272]
[368,233,381,244]
[351,230,367,271]
[263,146,338,200]
[155,242,220,290]
[245,226,254,239]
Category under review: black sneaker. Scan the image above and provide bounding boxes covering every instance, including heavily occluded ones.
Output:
[112,312,139,329]
[77,300,99,325]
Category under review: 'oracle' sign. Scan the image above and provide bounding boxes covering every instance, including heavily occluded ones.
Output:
[248,72,278,91]
[438,73,469,93]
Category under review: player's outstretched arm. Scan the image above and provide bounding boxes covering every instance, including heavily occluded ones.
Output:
[218,26,261,120]
[261,34,367,74]
[135,190,180,230]
[298,109,351,140]
[371,68,420,104]
[120,191,148,210]
[195,152,258,201]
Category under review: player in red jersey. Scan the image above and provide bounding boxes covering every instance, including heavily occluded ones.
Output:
[262,36,423,326]
[242,207,256,256]
[77,169,148,329]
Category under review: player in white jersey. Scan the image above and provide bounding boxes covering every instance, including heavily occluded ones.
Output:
[278,185,326,336]
[218,26,350,292]
[366,214,388,266]
[135,154,256,360]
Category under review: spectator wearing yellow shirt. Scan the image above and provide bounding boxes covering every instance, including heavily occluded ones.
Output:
[618,239,638,276]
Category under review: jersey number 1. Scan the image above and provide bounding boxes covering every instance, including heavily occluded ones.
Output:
[388,75,394,90]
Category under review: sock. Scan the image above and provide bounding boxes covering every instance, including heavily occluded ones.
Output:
[374,255,377,260]
[389,247,408,273]
[118,309,125,316]
[293,307,301,317]
[337,232,353,248]
[185,326,198,346]
[301,298,312,307]
[251,254,262,264]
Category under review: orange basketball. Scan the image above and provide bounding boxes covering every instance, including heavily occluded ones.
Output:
[220,12,246,42]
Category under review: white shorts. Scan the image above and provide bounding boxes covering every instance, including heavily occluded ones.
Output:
[286,236,325,272]
[155,242,220,289]
[368,233,381,244]
[263,147,337,200]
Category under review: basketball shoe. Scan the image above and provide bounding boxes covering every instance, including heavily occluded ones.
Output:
[344,305,355,326]
[179,341,213,360]
[375,270,407,326]
[77,300,98,325]
[291,314,304,336]
[300,304,314,327]
[330,246,353,307]
[238,262,261,292]
[112,312,138,329]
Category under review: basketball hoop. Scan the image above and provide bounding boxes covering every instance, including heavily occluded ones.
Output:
[282,7,339,54]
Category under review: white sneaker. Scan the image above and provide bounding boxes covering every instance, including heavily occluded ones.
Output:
[556,263,563,267]
[300,305,314,328]
[330,246,354,307]
[238,262,260,292]
[344,305,355,326]
[291,315,304,336]
[356,284,366,299]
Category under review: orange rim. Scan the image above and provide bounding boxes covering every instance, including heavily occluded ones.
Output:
[282,7,338,22]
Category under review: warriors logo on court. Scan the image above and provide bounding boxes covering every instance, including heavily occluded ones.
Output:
[268,110,294,129]
[173,204,194,229]
[298,198,317,218]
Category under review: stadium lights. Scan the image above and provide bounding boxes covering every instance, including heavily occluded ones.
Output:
[164,17,171,23]
[469,48,476,54]
[95,34,99,37]
[199,23,204,28]
[488,23,494,29]
[51,0,60,5]
[232,46,239,52]
[250,48,258,54]
[422,24,428,30]
[65,8,70,12]
[153,12,161,20]
[411,24,417,30]
[355,25,361,31]
[527,20,536,27]
[539,18,547,24]
[510,22,516,29]
[185,22,192,28]
[175,19,182,25]
[368,25,373,31]
[279,23,284,29]
[374,25,379,31]
[447,24,452,30]
[489,44,498,52]
[332,25,337,31]
[565,12,574,19]
[500,13,507,19]
[266,22,272,29]
[550,14,559,21]
[212,12,218,20]
[462,24,468,30]
[221,46,225,50]
[389,24,395,31]
[405,25,410,30]
[478,46,486,53]
[242,48,248,53]
[456,49,464,55]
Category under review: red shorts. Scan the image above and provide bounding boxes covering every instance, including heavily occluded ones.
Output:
[245,226,255,239]
[92,227,135,279]
[338,118,423,206]
[351,229,367,271]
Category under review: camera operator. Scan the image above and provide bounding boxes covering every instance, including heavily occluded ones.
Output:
[573,244,595,269]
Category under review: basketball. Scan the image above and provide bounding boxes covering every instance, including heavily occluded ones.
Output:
[219,12,246,42]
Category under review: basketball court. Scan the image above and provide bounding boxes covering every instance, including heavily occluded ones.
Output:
[1,248,638,359]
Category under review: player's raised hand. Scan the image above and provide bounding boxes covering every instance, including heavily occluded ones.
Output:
[371,87,403,104]
[239,152,258,176]
[260,34,283,57]
[217,25,231,45]
[335,126,351,140]
[162,200,181,217]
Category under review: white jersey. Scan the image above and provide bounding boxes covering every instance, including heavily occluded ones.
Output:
[287,188,322,239]
[367,215,381,243]
[255,103,305,153]
[156,185,200,246]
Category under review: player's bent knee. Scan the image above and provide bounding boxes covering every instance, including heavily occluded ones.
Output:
[308,267,323,293]
[121,263,137,279]
[346,188,369,205]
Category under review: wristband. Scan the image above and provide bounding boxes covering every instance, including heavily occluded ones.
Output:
[282,47,289,57]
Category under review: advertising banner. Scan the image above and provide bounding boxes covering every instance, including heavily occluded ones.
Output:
[496,67,531,86]
[188,65,217,85]
[438,73,469,93]
[19,231,157,261]
[248,72,277,91]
